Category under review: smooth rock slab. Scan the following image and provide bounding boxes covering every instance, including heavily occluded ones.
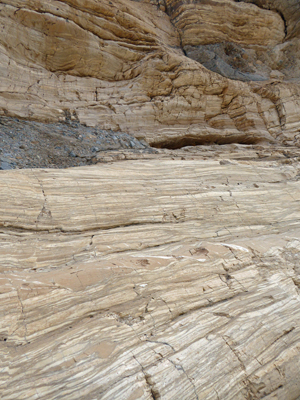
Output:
[0,156,299,399]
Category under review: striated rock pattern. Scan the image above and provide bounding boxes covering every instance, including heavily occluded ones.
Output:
[1,0,300,146]
[1,1,300,399]
[1,151,300,399]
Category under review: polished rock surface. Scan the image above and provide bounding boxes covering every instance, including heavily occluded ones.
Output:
[1,149,300,399]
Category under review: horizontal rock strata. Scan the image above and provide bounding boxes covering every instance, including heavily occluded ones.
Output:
[0,156,300,399]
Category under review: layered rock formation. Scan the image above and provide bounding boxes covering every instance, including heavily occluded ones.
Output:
[1,0,300,146]
[1,1,300,399]
[1,151,300,399]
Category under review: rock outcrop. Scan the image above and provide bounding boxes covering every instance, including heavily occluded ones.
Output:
[1,1,300,399]
[1,0,300,146]
[1,151,300,399]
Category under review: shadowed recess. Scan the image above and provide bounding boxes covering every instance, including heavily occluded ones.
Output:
[151,134,263,149]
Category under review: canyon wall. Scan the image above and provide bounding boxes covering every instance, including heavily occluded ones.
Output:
[1,0,300,146]
[1,1,300,399]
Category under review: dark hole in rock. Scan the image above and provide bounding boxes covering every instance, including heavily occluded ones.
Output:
[151,135,262,150]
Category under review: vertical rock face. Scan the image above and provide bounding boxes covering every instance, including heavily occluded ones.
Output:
[1,0,300,146]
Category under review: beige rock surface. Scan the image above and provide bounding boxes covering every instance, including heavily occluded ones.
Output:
[1,150,300,399]
[1,0,300,146]
[1,1,300,399]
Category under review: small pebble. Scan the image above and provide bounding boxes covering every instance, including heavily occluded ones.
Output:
[0,161,12,170]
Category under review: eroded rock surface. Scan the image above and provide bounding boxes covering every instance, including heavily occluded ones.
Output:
[1,0,300,146]
[1,1,300,399]
[1,155,300,399]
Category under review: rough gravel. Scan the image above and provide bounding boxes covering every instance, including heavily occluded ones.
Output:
[0,116,156,170]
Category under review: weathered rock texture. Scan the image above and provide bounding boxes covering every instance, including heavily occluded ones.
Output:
[1,152,300,399]
[1,1,300,399]
[1,0,300,146]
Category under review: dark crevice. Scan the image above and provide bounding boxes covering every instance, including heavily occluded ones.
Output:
[151,135,263,150]
[156,0,187,56]
[145,375,160,400]
[132,354,161,400]
[181,43,187,57]
[275,8,288,38]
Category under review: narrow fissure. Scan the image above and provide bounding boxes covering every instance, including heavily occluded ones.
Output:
[275,8,288,38]
[156,0,187,56]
